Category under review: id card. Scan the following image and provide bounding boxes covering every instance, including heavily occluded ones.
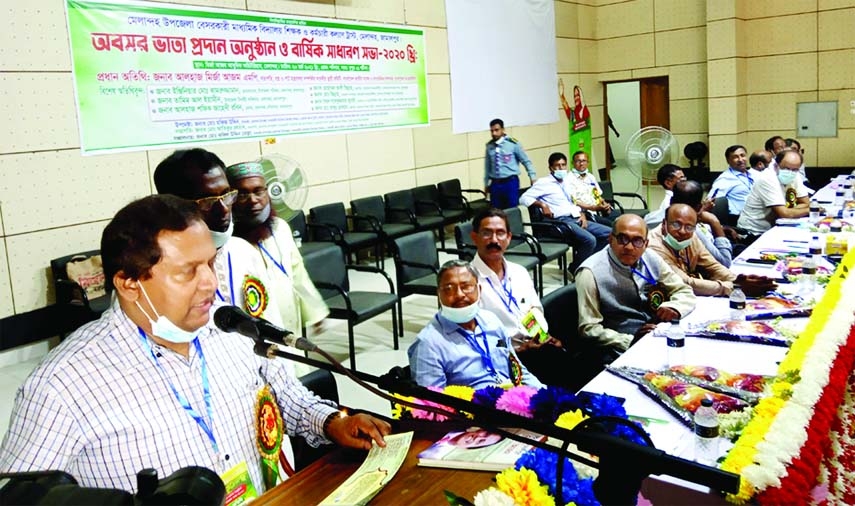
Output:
[221,461,258,506]
[520,307,549,343]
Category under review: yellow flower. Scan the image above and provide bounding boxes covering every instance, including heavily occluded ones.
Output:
[496,468,555,506]
[390,394,415,420]
[555,410,588,431]
[771,381,793,399]
[444,385,475,401]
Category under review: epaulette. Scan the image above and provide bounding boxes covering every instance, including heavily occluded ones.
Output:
[506,137,519,144]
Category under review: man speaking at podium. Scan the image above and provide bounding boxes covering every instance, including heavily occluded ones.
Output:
[0,195,390,497]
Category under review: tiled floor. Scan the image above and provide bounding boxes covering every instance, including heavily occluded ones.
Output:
[0,173,663,437]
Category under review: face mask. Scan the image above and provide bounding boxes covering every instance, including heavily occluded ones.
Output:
[777,170,796,186]
[663,232,692,251]
[241,202,271,226]
[440,301,480,324]
[573,168,587,176]
[209,219,234,249]
[552,170,567,181]
[135,282,198,344]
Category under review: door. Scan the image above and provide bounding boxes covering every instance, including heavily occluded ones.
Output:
[639,76,669,129]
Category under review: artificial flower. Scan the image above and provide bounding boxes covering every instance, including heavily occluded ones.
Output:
[555,410,587,431]
[496,467,555,506]
[472,487,516,506]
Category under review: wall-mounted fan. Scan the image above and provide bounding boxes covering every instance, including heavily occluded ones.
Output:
[255,154,308,221]
[625,126,680,204]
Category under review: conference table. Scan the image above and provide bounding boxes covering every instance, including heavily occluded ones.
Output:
[258,183,849,504]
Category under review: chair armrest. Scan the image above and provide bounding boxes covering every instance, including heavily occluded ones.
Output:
[346,264,397,294]
[526,220,572,244]
[613,191,648,210]
[461,188,488,199]
[440,195,470,211]
[313,280,352,312]
[346,214,382,234]
[514,231,543,256]
[306,222,343,242]
[398,259,440,274]
[55,279,91,308]
[386,207,418,225]
[606,198,625,215]
[414,200,444,217]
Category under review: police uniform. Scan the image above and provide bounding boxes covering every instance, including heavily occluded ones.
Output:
[484,135,536,209]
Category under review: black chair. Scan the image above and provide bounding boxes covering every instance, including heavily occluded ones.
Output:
[712,196,738,227]
[302,245,399,370]
[383,189,447,248]
[599,181,649,218]
[413,184,468,230]
[541,283,605,391]
[309,203,383,268]
[506,206,570,287]
[291,369,339,470]
[437,178,490,218]
[50,250,110,328]
[350,196,418,268]
[453,221,541,292]
[286,210,338,258]
[391,231,441,336]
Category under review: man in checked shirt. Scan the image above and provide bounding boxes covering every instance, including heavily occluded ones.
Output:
[0,195,390,497]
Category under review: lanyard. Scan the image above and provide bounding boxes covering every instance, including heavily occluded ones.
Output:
[485,276,519,315]
[444,316,497,378]
[258,242,289,277]
[137,328,218,453]
[214,253,235,303]
[557,179,575,205]
[631,259,657,286]
[729,168,754,190]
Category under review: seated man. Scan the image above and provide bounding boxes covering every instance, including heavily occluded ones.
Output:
[672,180,733,267]
[225,161,328,335]
[708,145,757,219]
[0,195,390,495]
[408,259,543,389]
[576,214,696,360]
[644,164,685,226]
[468,207,569,387]
[737,149,810,240]
[520,152,611,271]
[565,150,613,225]
[750,150,771,172]
[647,204,775,297]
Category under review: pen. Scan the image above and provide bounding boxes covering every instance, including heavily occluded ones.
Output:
[783,240,808,244]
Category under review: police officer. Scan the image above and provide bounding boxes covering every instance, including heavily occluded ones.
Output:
[484,118,536,209]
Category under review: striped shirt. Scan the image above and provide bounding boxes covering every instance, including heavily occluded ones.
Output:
[0,300,337,493]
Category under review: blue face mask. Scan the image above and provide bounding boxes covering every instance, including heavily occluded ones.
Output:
[777,169,797,186]
[663,232,692,251]
[135,283,198,344]
[440,300,480,324]
[552,169,567,181]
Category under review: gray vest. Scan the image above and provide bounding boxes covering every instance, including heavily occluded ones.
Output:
[579,248,664,336]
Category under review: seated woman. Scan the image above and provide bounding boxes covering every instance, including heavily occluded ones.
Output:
[407,260,543,390]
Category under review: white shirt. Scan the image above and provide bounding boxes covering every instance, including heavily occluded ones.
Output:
[0,301,337,493]
[519,175,582,219]
[470,254,541,348]
[738,168,809,235]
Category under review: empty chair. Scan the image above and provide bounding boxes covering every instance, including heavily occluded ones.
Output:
[302,245,399,370]
[506,206,570,287]
[391,231,441,335]
[599,181,649,218]
[437,178,490,218]
[286,210,338,258]
[383,189,447,248]
[413,184,468,229]
[350,195,418,267]
[309,202,383,267]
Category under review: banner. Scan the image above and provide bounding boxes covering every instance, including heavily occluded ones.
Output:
[65,0,429,155]
[559,79,594,168]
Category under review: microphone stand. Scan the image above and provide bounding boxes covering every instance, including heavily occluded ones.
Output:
[256,341,740,505]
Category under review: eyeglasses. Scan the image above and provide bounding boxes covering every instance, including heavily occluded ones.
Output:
[194,189,238,212]
[667,221,696,234]
[477,229,508,240]
[235,188,268,204]
[439,282,478,295]
[574,158,589,165]
[613,233,646,248]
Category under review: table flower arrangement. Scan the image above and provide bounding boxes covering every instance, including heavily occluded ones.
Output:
[393,385,647,505]
[719,247,855,504]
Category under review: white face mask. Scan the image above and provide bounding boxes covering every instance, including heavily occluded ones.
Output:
[239,202,271,227]
[440,300,480,324]
[209,219,234,249]
[552,169,567,181]
[663,231,692,251]
[777,169,797,186]
[135,282,198,344]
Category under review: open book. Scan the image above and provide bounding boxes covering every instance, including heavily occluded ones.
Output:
[417,427,545,472]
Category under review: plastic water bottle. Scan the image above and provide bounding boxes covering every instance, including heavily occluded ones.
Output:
[292,229,302,248]
[809,200,820,221]
[694,398,720,465]
[729,284,746,321]
[801,255,817,297]
[666,319,685,367]
[809,235,823,262]
[835,190,845,207]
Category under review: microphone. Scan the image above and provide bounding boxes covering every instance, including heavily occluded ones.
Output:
[213,306,317,352]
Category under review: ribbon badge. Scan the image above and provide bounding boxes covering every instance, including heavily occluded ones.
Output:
[242,275,269,317]
[785,187,797,208]
[646,285,667,311]
[255,385,284,490]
